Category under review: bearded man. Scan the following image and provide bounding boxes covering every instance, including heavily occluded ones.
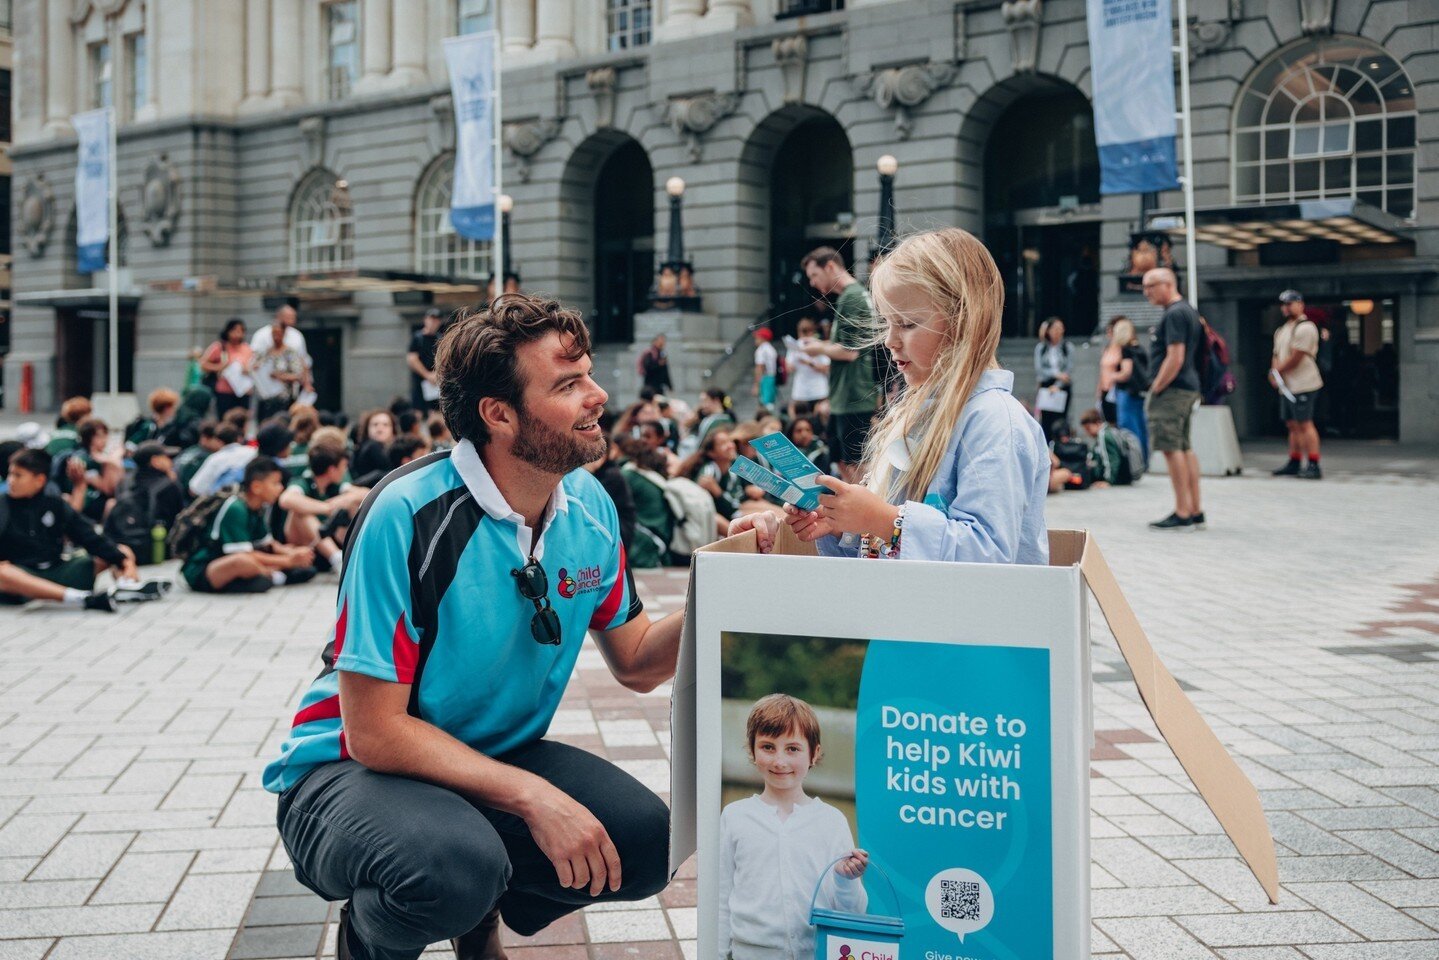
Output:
[263,295,684,960]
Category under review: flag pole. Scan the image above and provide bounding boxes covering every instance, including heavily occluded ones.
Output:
[1175,0,1198,309]
[107,105,120,395]
[491,29,503,292]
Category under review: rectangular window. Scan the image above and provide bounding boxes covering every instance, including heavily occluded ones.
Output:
[0,0,11,32]
[326,1,359,100]
[0,69,11,143]
[457,0,490,35]
[777,0,844,18]
[606,0,652,51]
[90,42,112,110]
[127,33,148,118]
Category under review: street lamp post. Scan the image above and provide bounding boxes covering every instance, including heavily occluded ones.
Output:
[649,176,700,311]
[498,193,514,290]
[874,154,898,263]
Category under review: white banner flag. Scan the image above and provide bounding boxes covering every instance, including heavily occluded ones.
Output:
[1085,0,1180,194]
[72,108,112,273]
[443,32,500,242]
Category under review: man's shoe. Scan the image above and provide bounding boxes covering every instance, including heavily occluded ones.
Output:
[230,575,274,594]
[1272,459,1302,476]
[113,580,165,603]
[83,592,118,613]
[319,508,351,541]
[284,566,318,586]
[1191,512,1207,529]
[1300,462,1323,480]
[1149,513,1194,531]
[451,908,507,960]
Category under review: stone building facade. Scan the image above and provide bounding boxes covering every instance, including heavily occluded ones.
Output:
[7,0,1437,441]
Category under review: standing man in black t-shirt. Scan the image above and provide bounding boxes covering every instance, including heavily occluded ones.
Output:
[1141,268,1207,531]
[407,307,446,412]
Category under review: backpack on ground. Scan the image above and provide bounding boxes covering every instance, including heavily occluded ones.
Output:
[1112,427,1147,483]
[104,484,159,560]
[627,466,717,560]
[1198,323,1236,404]
[1052,438,1091,489]
[167,485,237,561]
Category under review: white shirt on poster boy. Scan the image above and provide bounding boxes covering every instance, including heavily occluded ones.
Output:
[717,795,866,960]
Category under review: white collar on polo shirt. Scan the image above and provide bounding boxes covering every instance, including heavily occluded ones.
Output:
[450,439,568,561]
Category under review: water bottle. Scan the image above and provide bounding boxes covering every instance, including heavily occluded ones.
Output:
[151,523,167,565]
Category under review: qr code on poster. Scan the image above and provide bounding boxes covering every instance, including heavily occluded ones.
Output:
[940,879,981,921]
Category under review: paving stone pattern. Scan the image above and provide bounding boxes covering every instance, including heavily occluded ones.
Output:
[1,458,1437,959]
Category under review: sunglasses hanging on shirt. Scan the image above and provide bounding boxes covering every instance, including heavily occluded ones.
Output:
[512,559,562,646]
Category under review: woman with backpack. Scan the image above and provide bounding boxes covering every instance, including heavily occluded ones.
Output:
[1109,317,1151,460]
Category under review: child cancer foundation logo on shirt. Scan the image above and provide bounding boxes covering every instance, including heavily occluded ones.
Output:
[556,564,604,599]
[827,936,898,960]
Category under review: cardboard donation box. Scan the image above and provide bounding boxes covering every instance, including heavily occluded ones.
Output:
[669,528,1278,960]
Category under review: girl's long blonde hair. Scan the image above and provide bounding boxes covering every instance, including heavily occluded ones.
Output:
[1110,316,1137,347]
[862,228,1004,502]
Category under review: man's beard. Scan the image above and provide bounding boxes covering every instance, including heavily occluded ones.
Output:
[512,406,606,476]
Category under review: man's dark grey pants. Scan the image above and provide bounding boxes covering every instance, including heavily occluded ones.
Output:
[276,740,671,960]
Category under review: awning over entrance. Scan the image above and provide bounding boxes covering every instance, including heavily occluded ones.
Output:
[145,269,487,299]
[1148,199,1413,251]
[14,286,144,309]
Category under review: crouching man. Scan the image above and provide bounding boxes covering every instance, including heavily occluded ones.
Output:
[262,294,685,960]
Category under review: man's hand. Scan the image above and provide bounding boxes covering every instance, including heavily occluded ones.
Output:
[523,783,622,896]
[727,510,782,553]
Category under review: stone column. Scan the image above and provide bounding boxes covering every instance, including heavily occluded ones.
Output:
[270,0,303,107]
[654,0,704,41]
[239,0,272,114]
[530,0,575,60]
[388,0,429,87]
[698,0,751,32]
[500,0,535,55]
[42,0,75,137]
[353,0,391,94]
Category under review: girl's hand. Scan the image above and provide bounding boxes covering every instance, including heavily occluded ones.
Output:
[726,511,782,553]
[781,504,835,542]
[834,849,869,878]
[812,475,899,540]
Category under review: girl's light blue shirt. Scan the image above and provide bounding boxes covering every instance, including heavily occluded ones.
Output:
[816,369,1051,565]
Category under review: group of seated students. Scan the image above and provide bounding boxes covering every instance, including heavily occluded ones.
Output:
[589,387,833,569]
[0,388,453,611]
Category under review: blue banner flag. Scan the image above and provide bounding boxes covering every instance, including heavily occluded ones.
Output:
[443,32,499,241]
[72,108,112,274]
[1086,0,1180,194]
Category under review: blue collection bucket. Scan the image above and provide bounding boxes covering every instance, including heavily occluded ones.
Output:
[808,856,905,960]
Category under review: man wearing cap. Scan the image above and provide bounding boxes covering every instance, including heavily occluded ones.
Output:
[1271,290,1324,480]
[752,328,779,410]
[408,307,446,412]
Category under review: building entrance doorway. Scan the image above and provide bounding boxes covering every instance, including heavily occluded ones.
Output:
[983,86,1101,339]
[1242,296,1399,439]
[592,138,655,345]
[299,322,344,413]
[56,307,136,398]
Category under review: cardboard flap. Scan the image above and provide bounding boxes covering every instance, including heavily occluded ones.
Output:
[696,517,819,558]
[1080,538,1280,905]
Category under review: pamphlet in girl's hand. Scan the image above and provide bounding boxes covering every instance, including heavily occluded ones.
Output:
[729,433,826,510]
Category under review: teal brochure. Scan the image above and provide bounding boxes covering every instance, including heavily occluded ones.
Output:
[730,455,821,510]
[856,640,1053,959]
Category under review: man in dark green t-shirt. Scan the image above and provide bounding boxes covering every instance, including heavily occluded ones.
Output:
[800,247,878,481]
[182,457,317,593]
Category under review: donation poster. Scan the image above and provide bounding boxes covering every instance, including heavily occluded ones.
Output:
[717,631,1052,960]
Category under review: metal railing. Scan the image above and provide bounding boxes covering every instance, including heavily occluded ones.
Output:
[702,312,771,382]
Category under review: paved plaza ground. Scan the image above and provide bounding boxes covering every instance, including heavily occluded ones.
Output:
[1,441,1437,959]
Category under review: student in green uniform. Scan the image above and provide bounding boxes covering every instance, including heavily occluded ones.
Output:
[1080,408,1130,488]
[275,444,366,572]
[174,421,224,493]
[800,247,879,483]
[182,457,318,593]
[618,438,674,568]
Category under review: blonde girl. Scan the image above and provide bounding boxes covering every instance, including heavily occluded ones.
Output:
[733,228,1050,564]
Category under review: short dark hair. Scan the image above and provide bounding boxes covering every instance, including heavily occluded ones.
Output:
[0,440,24,470]
[242,456,282,490]
[308,444,348,476]
[216,423,244,446]
[1080,408,1105,426]
[386,436,428,469]
[8,447,50,476]
[800,246,843,272]
[197,420,219,441]
[435,293,592,447]
[77,417,109,449]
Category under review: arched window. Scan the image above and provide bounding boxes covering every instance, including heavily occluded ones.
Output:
[1233,37,1417,218]
[414,154,492,279]
[289,169,354,273]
